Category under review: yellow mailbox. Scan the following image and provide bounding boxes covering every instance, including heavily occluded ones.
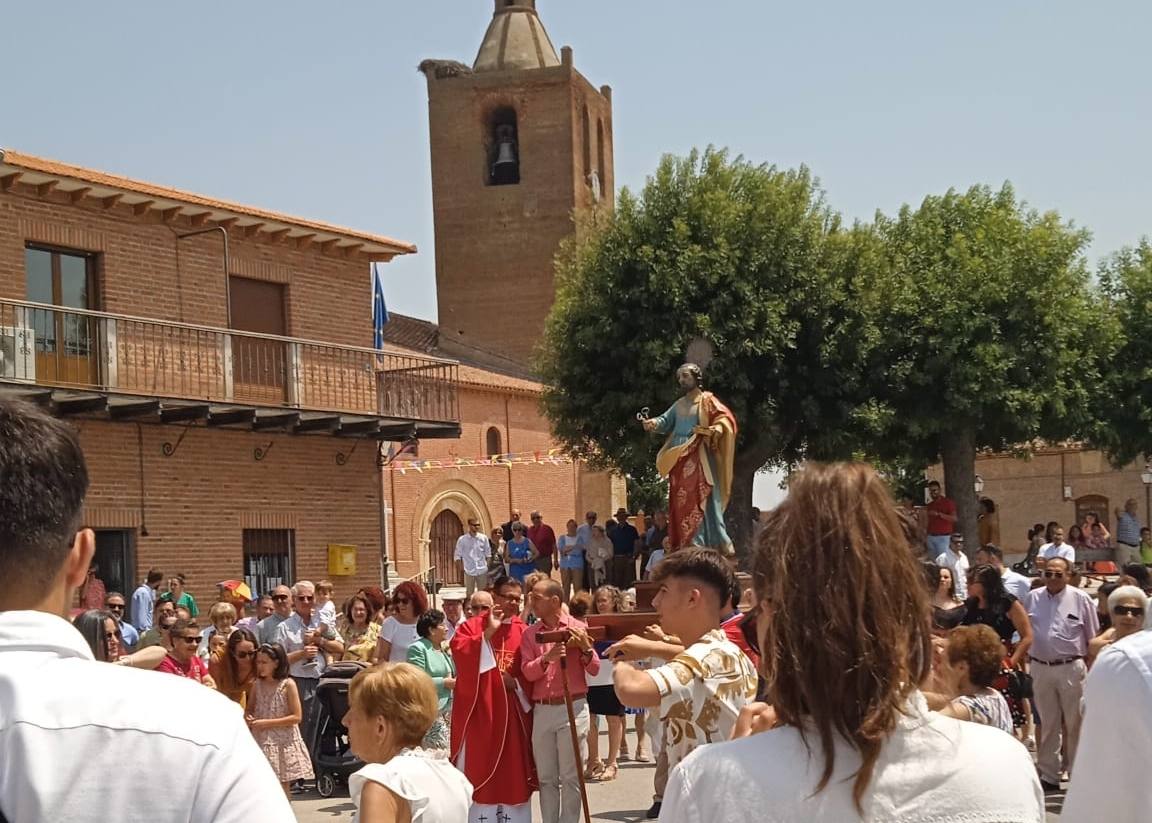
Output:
[327,544,357,576]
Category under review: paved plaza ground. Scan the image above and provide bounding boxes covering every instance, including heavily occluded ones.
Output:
[291,749,658,823]
[289,730,1070,821]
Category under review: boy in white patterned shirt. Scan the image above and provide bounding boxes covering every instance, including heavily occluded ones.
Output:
[608,550,758,819]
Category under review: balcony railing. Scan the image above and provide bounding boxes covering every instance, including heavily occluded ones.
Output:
[0,299,459,423]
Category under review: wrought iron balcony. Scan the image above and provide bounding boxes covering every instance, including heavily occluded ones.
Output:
[0,299,460,437]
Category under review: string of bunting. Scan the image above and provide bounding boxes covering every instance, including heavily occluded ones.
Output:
[385,448,574,475]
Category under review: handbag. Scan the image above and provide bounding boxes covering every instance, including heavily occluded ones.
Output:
[1004,667,1034,700]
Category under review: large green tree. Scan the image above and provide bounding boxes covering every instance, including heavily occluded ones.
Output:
[538,149,886,558]
[1093,241,1152,464]
[869,184,1114,549]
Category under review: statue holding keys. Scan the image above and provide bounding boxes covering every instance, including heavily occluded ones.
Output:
[640,363,738,555]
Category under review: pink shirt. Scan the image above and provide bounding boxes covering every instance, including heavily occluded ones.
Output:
[520,615,599,702]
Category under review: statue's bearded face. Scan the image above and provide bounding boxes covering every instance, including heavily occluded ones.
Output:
[677,367,698,391]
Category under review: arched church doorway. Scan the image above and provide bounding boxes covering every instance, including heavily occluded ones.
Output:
[429,509,465,586]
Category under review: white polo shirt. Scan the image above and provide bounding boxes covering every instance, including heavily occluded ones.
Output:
[454,532,491,578]
[0,610,293,822]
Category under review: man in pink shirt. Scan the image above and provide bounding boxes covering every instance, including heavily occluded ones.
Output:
[521,577,599,823]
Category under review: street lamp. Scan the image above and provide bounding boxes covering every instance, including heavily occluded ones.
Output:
[974,475,985,495]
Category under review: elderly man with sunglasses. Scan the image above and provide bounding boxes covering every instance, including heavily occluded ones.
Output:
[1025,556,1099,793]
[274,580,344,761]
[257,584,294,645]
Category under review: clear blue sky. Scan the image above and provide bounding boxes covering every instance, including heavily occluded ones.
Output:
[3,1,1149,327]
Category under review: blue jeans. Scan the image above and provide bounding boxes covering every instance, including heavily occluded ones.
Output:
[927,534,951,559]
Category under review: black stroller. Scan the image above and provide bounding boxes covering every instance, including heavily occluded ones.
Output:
[310,660,369,797]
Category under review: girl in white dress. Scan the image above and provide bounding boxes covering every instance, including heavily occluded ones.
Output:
[343,662,473,823]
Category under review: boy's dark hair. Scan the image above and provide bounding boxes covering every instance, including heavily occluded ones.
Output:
[650,549,735,607]
[0,400,90,593]
[146,568,164,585]
[257,643,291,679]
[416,609,446,638]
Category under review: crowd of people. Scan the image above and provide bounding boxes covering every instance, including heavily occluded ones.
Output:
[7,394,1152,822]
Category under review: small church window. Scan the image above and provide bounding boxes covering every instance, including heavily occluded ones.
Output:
[486,426,503,457]
[582,105,591,181]
[488,107,520,186]
[596,118,607,193]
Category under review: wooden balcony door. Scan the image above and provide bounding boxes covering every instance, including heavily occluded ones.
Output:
[25,246,99,387]
[229,277,288,405]
[429,509,465,586]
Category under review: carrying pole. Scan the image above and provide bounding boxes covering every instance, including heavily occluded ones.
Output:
[558,653,593,823]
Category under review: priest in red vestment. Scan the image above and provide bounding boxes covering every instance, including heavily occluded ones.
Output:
[451,575,537,823]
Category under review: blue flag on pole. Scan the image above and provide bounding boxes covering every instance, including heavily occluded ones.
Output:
[372,262,390,350]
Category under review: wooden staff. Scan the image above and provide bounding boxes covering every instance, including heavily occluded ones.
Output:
[540,629,593,823]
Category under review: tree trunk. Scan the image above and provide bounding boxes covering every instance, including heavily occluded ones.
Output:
[726,445,774,569]
[940,427,979,560]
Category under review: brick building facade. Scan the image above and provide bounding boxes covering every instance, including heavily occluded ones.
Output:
[0,1,627,605]
[0,149,458,606]
[929,449,1152,559]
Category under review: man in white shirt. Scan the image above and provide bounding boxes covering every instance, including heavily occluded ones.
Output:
[275,580,343,758]
[0,398,292,822]
[935,533,971,600]
[975,544,1032,601]
[440,588,466,641]
[455,518,491,596]
[1063,626,1152,820]
[1038,526,1076,564]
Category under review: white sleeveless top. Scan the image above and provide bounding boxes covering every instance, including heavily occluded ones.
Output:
[350,748,474,823]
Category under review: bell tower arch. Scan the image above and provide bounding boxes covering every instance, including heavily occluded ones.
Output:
[420,2,614,369]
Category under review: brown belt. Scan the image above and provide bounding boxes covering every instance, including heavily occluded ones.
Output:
[536,695,586,706]
[1029,656,1083,666]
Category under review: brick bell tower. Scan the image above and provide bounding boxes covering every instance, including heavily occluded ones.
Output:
[420,0,615,370]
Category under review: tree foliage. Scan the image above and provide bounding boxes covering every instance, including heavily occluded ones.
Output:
[1094,240,1152,465]
[868,184,1113,545]
[538,149,886,556]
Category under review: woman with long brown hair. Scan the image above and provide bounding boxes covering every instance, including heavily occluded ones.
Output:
[658,462,1043,822]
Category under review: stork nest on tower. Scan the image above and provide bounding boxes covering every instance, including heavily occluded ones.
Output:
[418,59,473,79]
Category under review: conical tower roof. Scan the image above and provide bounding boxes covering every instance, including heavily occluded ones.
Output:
[473,1,560,73]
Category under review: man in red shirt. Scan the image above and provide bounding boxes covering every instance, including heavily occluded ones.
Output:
[925,480,957,558]
[529,510,558,576]
[158,619,215,687]
[522,577,598,823]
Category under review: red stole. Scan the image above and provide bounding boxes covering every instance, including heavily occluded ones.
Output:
[449,614,537,805]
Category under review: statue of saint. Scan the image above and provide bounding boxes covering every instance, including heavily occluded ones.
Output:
[641,363,738,555]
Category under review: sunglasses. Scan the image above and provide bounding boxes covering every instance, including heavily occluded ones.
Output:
[234,650,257,659]
[106,603,125,611]
[296,595,314,602]
[395,598,411,605]
[531,516,541,520]
[1042,571,1065,579]
[179,636,203,644]
[1113,606,1145,617]
[272,595,289,601]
